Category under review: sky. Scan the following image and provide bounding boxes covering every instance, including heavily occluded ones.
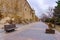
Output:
[27,0,58,18]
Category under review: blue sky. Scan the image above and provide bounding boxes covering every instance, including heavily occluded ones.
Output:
[27,0,58,18]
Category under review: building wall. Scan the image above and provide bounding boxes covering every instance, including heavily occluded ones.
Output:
[0,0,40,24]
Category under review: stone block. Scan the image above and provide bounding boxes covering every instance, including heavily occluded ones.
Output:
[45,29,55,34]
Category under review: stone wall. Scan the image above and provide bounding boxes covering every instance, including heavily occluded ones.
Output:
[0,0,40,24]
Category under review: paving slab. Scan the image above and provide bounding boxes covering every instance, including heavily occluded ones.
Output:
[0,22,60,40]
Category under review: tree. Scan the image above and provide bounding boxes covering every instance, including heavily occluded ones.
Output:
[53,1,60,25]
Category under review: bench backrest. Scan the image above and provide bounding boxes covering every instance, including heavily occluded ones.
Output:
[4,24,16,30]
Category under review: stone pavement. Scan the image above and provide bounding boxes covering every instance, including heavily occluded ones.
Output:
[0,22,60,40]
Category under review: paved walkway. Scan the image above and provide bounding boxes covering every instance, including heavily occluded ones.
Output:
[0,22,60,40]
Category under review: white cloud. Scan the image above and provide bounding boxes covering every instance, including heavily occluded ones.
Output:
[27,0,58,18]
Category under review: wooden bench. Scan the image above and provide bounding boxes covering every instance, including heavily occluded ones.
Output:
[4,24,16,32]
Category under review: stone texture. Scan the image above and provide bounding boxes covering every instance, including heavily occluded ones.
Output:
[0,0,40,24]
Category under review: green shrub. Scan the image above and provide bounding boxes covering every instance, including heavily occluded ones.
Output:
[45,18,54,23]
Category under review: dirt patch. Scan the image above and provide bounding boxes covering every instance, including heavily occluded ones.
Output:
[55,25,60,32]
